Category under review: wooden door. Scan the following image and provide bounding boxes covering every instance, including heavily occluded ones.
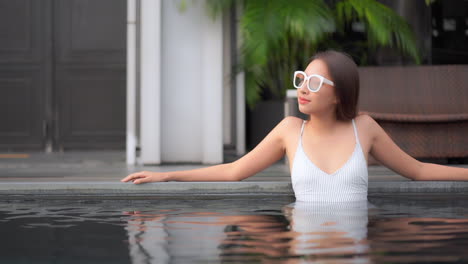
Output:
[0,0,126,151]
[0,0,51,150]
[54,0,126,150]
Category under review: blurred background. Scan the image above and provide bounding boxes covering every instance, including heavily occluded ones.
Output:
[0,0,467,165]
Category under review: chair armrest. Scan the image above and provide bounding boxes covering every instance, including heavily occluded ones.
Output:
[360,111,468,123]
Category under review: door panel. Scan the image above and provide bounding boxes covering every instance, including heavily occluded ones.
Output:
[54,0,126,150]
[0,0,43,63]
[56,68,125,149]
[0,0,126,151]
[0,0,47,150]
[55,0,126,64]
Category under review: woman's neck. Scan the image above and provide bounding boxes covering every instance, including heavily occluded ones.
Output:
[306,113,343,136]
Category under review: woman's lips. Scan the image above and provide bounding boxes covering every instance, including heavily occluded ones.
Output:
[298,97,311,104]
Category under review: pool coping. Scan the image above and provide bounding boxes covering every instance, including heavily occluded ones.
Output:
[0,181,468,198]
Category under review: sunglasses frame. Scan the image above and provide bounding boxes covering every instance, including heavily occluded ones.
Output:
[293,71,334,92]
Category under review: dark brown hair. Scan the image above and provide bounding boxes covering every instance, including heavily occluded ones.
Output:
[311,50,359,121]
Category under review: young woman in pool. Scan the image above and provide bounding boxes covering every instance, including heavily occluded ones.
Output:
[121,50,468,201]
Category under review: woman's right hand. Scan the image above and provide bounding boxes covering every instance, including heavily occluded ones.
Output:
[120,171,168,184]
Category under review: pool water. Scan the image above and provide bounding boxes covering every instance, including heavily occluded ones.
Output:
[1,195,468,264]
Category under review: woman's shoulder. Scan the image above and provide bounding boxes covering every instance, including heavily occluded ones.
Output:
[274,116,304,136]
[280,116,305,128]
[355,113,377,127]
[355,113,381,139]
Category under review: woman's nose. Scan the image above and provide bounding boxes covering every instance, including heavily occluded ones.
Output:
[299,82,309,94]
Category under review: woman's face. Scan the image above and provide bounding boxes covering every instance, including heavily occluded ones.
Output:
[296,59,338,116]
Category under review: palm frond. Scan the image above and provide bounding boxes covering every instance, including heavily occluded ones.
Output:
[239,0,335,108]
[201,0,421,108]
[204,0,236,19]
[335,0,421,63]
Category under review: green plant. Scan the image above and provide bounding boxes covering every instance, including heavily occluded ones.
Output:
[202,0,421,108]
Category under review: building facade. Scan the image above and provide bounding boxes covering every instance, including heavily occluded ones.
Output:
[0,0,245,165]
[1,0,466,164]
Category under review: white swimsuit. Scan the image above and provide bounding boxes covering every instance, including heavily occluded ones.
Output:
[291,119,368,202]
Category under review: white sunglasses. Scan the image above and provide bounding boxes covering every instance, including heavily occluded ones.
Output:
[293,71,334,92]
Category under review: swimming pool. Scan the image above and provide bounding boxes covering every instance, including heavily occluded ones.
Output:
[1,195,468,263]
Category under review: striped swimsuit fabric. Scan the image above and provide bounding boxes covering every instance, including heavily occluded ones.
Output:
[291,119,368,202]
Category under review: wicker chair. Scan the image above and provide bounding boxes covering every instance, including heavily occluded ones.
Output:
[358,65,468,163]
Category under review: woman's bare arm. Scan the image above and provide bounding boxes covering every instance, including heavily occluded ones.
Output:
[121,117,295,184]
[122,163,237,183]
[416,163,468,181]
[366,115,468,181]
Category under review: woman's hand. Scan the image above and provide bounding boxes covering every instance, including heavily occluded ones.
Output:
[121,171,168,184]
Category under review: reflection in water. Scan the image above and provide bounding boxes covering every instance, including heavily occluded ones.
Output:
[123,200,375,263]
[125,211,170,263]
[125,210,228,263]
[1,197,468,263]
[284,200,373,263]
[368,217,468,263]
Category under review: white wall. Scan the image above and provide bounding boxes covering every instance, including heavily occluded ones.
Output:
[159,0,223,164]
[140,0,161,165]
[135,0,224,164]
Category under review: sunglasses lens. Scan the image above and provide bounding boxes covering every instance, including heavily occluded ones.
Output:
[294,73,305,88]
[308,76,322,92]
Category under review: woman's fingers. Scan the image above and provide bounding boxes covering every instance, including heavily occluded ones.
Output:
[121,171,149,182]
[120,173,137,182]
[133,177,150,184]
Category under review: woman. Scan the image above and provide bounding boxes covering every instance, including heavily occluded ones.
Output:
[121,50,468,202]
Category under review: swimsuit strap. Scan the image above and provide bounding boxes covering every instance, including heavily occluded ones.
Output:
[300,120,306,136]
[351,119,360,144]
